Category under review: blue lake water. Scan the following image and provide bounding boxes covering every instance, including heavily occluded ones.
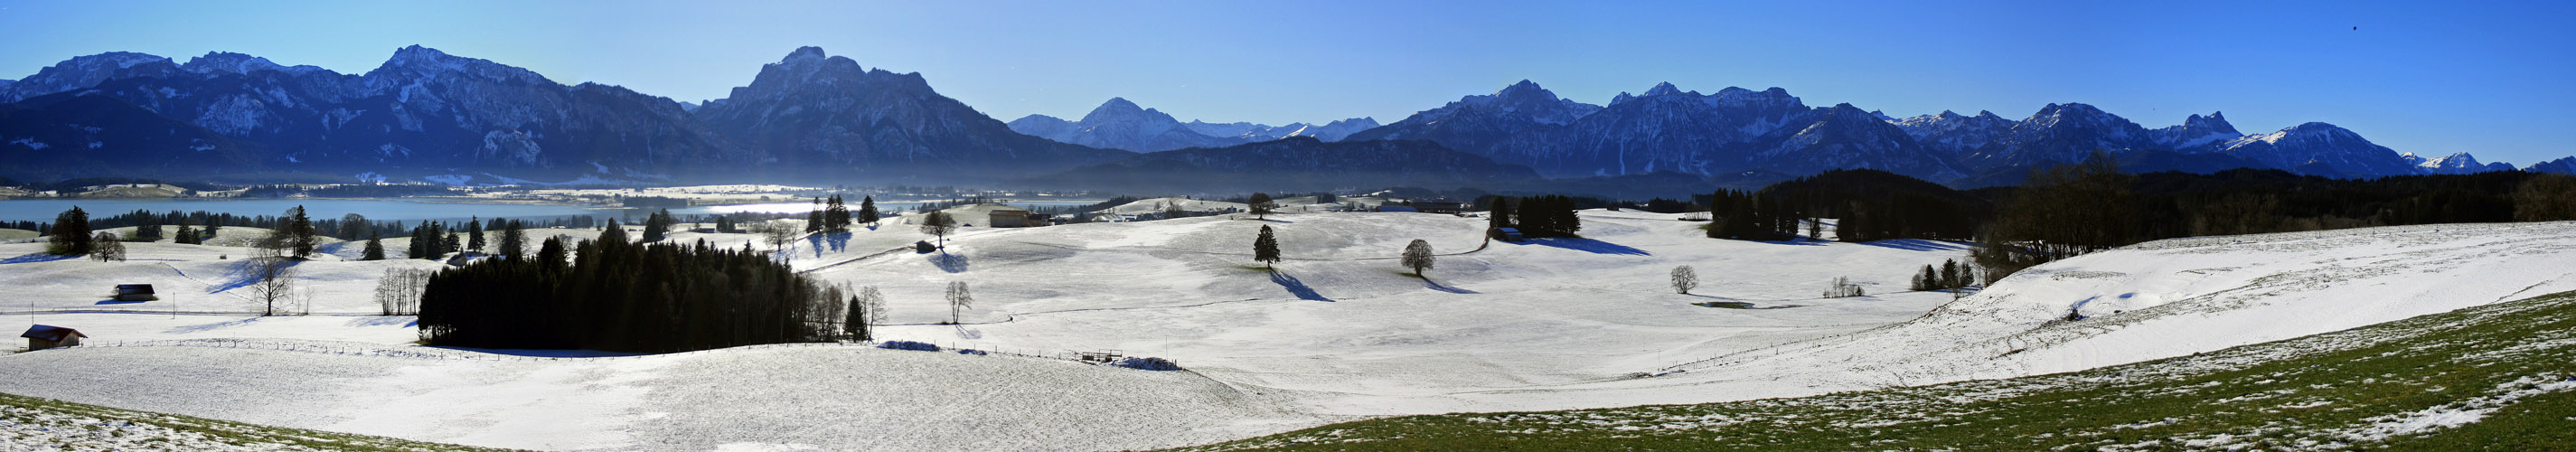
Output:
[0,198,1108,223]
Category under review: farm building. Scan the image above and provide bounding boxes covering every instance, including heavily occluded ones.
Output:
[1489,227,1526,242]
[113,284,156,301]
[988,206,1033,228]
[21,325,85,351]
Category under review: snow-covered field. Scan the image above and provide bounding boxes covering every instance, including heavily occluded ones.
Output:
[0,210,2571,451]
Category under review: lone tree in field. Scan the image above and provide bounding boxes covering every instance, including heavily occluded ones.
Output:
[919,212,958,250]
[1253,225,1282,269]
[1400,239,1435,277]
[1248,193,1276,220]
[858,196,881,227]
[760,220,798,251]
[361,231,387,260]
[247,256,304,315]
[1670,265,1699,295]
[339,213,370,240]
[945,281,973,325]
[89,232,127,262]
[47,206,94,256]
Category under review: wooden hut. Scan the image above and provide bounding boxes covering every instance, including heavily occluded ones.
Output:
[114,284,157,301]
[21,325,85,351]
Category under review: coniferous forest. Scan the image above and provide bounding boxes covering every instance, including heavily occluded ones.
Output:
[418,231,851,353]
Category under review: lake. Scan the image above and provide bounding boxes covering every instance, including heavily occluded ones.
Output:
[0,198,1112,223]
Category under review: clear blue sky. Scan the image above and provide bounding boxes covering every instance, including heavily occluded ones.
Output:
[3,1,2571,163]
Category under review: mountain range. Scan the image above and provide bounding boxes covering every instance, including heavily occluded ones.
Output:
[1005,98,1376,152]
[1,46,2568,189]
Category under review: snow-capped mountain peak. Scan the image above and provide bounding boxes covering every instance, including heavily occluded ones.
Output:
[2152,110,2242,151]
[2415,152,2515,174]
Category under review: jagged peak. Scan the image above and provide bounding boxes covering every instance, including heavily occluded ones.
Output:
[784,46,829,64]
[1642,81,1683,97]
[1494,80,1554,99]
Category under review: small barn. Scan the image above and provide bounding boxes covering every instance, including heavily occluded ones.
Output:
[1490,227,1526,242]
[1376,205,1420,212]
[113,284,157,301]
[987,206,1033,228]
[21,325,85,351]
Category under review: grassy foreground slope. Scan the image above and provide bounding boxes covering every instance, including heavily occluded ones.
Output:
[0,391,513,452]
[1180,290,2576,451]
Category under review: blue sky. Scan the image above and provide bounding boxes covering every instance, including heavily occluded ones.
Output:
[2,0,2571,163]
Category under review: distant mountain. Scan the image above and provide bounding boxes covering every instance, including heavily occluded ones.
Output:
[2150,111,2241,152]
[1013,137,1539,193]
[0,90,266,179]
[1342,80,1602,155]
[1005,98,1240,152]
[2404,152,2515,174]
[2527,156,2576,175]
[1182,117,1379,142]
[1894,110,2014,156]
[1962,102,2161,169]
[2206,123,2420,178]
[0,45,1129,184]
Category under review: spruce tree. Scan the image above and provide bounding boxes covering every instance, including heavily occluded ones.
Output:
[642,210,670,243]
[497,220,527,259]
[362,231,387,260]
[1489,197,1514,231]
[601,219,629,246]
[825,195,851,231]
[857,196,880,227]
[284,205,316,258]
[47,206,93,256]
[466,216,486,254]
[1253,225,1282,269]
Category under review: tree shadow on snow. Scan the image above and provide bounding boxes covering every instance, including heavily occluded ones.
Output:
[1423,278,1478,294]
[165,316,270,334]
[807,233,828,258]
[210,258,300,294]
[1522,238,1651,256]
[0,252,80,265]
[826,231,851,252]
[1857,240,1970,252]
[954,325,984,340]
[1271,270,1332,301]
[344,316,418,327]
[931,252,970,273]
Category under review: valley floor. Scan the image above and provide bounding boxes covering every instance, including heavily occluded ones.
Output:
[0,212,2569,450]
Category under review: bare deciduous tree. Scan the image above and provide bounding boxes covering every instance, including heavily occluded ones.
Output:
[89,232,127,262]
[759,220,799,251]
[247,257,308,315]
[945,281,973,325]
[1400,239,1434,277]
[374,268,432,315]
[919,212,957,250]
[1670,265,1698,295]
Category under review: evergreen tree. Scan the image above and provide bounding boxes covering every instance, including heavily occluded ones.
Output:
[441,232,460,258]
[805,199,823,232]
[466,216,486,253]
[1253,225,1282,269]
[362,231,387,260]
[601,219,629,246]
[174,221,199,245]
[136,216,163,242]
[824,195,851,231]
[284,205,316,258]
[1489,197,1515,231]
[496,220,527,259]
[536,237,567,273]
[47,206,93,256]
[857,196,880,227]
[642,210,671,243]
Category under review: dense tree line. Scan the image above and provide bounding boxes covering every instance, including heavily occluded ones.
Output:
[1486,195,1583,238]
[1705,189,1801,241]
[418,230,851,353]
